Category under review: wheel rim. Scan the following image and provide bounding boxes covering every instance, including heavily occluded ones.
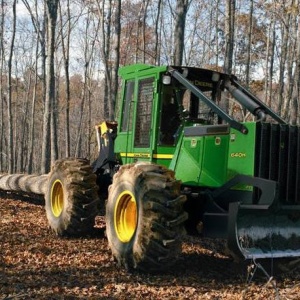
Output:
[114,190,137,243]
[51,179,64,217]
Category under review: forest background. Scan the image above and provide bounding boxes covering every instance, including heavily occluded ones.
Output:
[0,0,299,174]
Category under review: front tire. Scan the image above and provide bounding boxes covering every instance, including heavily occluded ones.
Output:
[45,158,99,236]
[106,163,187,272]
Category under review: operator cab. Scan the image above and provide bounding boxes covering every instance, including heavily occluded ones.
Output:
[159,67,225,147]
[114,64,231,166]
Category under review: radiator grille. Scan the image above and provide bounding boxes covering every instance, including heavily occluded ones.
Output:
[255,123,300,204]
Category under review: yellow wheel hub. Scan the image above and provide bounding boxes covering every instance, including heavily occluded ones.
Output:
[114,191,137,243]
[51,180,64,217]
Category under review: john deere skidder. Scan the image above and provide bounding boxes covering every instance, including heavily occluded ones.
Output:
[93,64,300,271]
[2,64,300,273]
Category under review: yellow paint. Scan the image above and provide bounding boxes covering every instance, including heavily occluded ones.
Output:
[50,180,64,217]
[114,190,137,243]
[120,153,173,159]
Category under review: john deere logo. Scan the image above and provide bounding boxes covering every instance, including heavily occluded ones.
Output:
[191,139,197,148]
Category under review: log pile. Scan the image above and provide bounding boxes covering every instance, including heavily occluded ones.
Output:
[0,174,48,195]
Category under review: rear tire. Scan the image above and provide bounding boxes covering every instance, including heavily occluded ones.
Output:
[45,158,99,236]
[106,162,187,272]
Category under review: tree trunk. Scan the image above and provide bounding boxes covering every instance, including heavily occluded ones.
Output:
[99,0,112,120]
[7,0,17,174]
[224,0,235,74]
[110,0,121,120]
[41,0,59,174]
[269,22,276,109]
[224,0,235,114]
[0,0,5,172]
[20,70,31,173]
[154,0,162,64]
[278,15,290,116]
[49,2,59,167]
[215,0,220,67]
[245,0,253,88]
[173,0,189,65]
[96,0,120,120]
[74,8,98,157]
[27,59,38,174]
[291,1,300,125]
[59,0,71,157]
[23,0,41,174]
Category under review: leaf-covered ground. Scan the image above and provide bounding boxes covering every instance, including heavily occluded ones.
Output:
[1,192,300,299]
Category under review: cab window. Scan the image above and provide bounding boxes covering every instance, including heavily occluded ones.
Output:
[134,78,155,147]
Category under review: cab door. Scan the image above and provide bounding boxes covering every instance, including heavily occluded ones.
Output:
[133,77,155,158]
[116,76,157,164]
[132,77,156,161]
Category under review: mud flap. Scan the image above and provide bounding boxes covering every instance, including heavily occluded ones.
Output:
[228,202,300,260]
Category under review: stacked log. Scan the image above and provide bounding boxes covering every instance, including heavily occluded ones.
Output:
[0,174,48,195]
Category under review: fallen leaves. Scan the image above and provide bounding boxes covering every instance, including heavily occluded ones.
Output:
[1,193,300,299]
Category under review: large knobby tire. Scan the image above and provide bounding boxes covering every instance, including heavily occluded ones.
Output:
[106,162,187,273]
[45,158,99,236]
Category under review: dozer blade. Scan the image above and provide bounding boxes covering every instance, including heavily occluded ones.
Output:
[228,203,300,259]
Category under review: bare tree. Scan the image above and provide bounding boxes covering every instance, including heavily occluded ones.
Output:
[41,0,59,174]
[21,0,46,173]
[75,7,99,158]
[264,5,276,108]
[245,0,253,87]
[291,12,300,124]
[95,0,121,120]
[27,45,39,174]
[224,0,235,74]
[0,0,5,172]
[277,8,290,117]
[173,0,190,65]
[110,0,121,120]
[58,0,71,157]
[284,1,300,124]
[223,0,236,115]
[154,0,162,64]
[7,0,17,173]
